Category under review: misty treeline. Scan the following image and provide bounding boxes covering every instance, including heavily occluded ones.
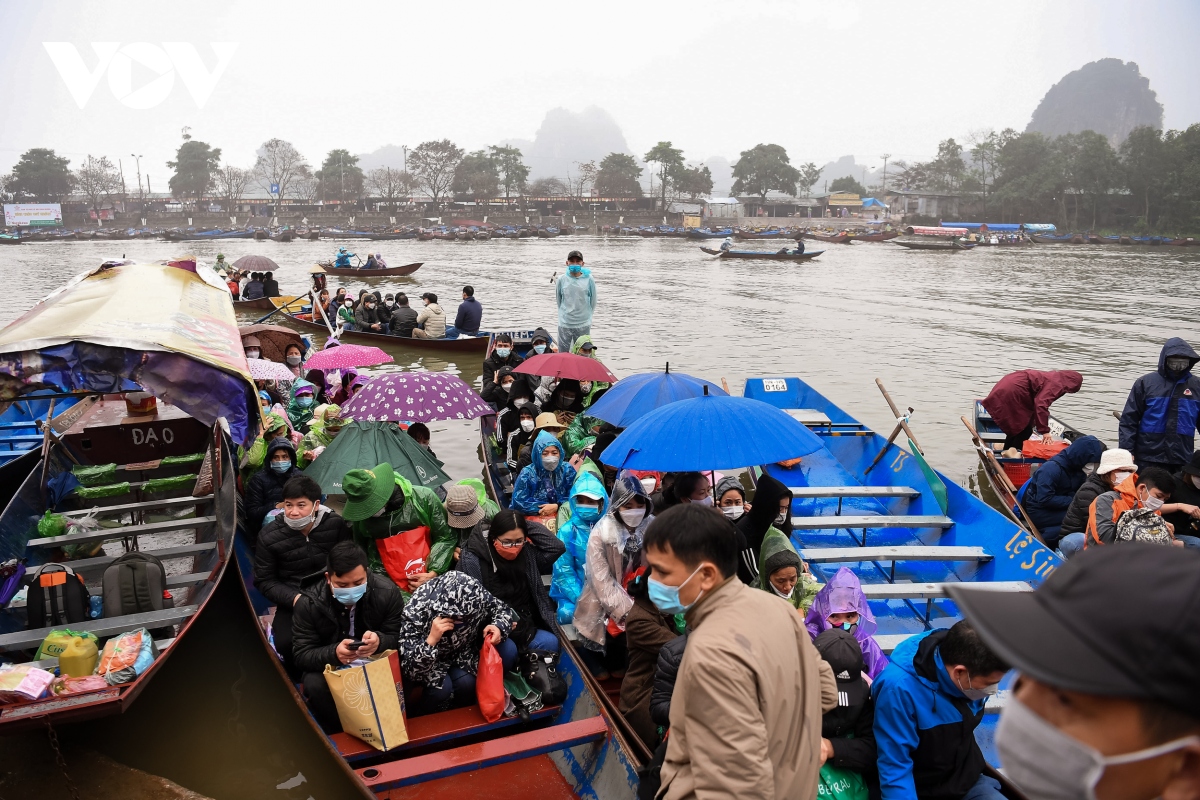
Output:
[893,125,1200,232]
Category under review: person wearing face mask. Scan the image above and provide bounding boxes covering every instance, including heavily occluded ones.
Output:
[555,250,596,352]
[376,293,395,328]
[504,403,540,470]
[548,473,610,637]
[714,476,749,522]
[388,293,419,338]
[286,380,318,433]
[483,364,519,411]
[755,529,818,614]
[1165,451,1200,542]
[353,294,384,333]
[481,334,527,407]
[735,473,793,584]
[1083,465,1193,550]
[242,335,263,361]
[529,328,555,356]
[253,475,353,677]
[981,369,1084,450]
[336,294,357,331]
[1059,448,1137,557]
[644,504,838,800]
[871,620,1011,800]
[948,545,1200,800]
[620,569,683,749]
[1119,337,1200,474]
[291,541,405,733]
[282,343,306,378]
[805,567,888,679]
[298,413,344,469]
[659,471,712,510]
[570,335,610,406]
[544,378,586,421]
[1017,434,1106,549]
[244,437,303,543]
[241,411,291,481]
[412,292,446,339]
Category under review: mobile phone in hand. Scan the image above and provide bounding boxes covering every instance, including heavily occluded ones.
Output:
[346,640,365,650]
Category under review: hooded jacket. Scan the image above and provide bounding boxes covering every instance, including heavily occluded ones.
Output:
[482,365,517,408]
[253,506,353,608]
[871,629,988,800]
[350,474,456,582]
[416,302,446,337]
[510,431,578,515]
[1119,338,1200,467]
[457,519,564,635]
[569,335,610,406]
[572,473,652,650]
[497,378,539,442]
[1166,465,1200,539]
[544,378,585,415]
[754,529,819,613]
[736,473,793,583]
[1019,434,1106,540]
[1060,470,1110,537]
[562,412,603,457]
[291,572,406,674]
[548,472,610,629]
[504,401,540,470]
[804,567,889,680]
[244,437,302,539]
[286,379,318,432]
[981,369,1083,437]
[555,269,597,327]
[242,412,291,479]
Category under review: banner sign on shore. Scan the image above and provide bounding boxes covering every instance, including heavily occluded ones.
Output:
[4,203,63,227]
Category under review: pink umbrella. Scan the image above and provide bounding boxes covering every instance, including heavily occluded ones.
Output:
[341,372,492,423]
[513,352,617,382]
[303,344,394,371]
[246,357,298,381]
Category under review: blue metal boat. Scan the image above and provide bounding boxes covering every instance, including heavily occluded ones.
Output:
[743,376,1062,766]
[685,228,734,239]
[0,392,87,511]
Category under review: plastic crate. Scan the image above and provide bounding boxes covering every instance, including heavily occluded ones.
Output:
[1002,461,1033,488]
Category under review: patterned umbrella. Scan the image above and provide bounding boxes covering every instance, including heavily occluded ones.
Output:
[341,372,492,423]
[246,357,297,381]
[303,344,394,371]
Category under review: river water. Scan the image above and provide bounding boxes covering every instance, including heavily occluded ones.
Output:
[0,235,1198,796]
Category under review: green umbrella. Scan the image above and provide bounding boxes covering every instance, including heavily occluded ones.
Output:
[304,420,450,494]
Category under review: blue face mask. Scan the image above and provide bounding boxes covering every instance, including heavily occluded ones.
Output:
[647,566,704,615]
[297,396,313,408]
[575,504,602,523]
[568,266,583,276]
[270,460,291,474]
[331,582,367,606]
[495,347,511,358]
[533,344,547,355]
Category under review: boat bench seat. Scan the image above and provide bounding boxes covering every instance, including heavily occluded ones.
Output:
[27,515,217,549]
[791,515,955,530]
[0,435,44,447]
[800,546,992,564]
[355,715,609,790]
[790,486,920,499]
[60,495,214,518]
[331,703,559,762]
[67,541,219,578]
[0,605,199,652]
[860,581,1031,600]
[0,421,39,429]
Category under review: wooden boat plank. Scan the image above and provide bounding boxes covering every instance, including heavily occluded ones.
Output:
[27,514,217,548]
[790,486,919,499]
[800,546,992,563]
[859,581,1031,600]
[0,605,200,651]
[789,514,955,530]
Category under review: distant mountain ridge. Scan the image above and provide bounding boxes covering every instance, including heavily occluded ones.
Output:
[1027,58,1163,146]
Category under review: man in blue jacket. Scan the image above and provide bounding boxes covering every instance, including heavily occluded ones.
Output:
[1018,434,1106,548]
[872,621,1010,800]
[445,285,483,338]
[1120,337,1200,474]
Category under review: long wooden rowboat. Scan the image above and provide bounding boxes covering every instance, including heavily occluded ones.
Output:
[733,229,795,239]
[892,240,975,251]
[800,231,853,244]
[846,231,900,242]
[700,247,823,261]
[282,311,491,354]
[743,376,1062,769]
[233,295,305,312]
[324,262,423,277]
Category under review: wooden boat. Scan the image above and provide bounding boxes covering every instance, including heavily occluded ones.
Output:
[282,311,491,353]
[734,229,794,240]
[233,294,304,312]
[892,239,975,251]
[0,234,21,245]
[903,226,968,237]
[323,262,423,277]
[744,376,1062,768]
[271,229,296,242]
[800,231,853,244]
[1031,233,1076,243]
[685,228,735,239]
[846,231,900,242]
[0,258,256,732]
[700,247,823,261]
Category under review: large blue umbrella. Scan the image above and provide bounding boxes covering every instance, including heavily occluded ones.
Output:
[586,364,727,427]
[599,391,825,471]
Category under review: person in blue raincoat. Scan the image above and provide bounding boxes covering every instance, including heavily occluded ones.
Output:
[1016,434,1106,547]
[555,250,596,352]
[510,430,577,516]
[333,247,356,268]
[548,471,609,627]
[1119,337,1200,474]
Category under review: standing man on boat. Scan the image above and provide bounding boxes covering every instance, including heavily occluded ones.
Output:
[555,250,596,351]
[981,369,1083,451]
[1119,337,1200,474]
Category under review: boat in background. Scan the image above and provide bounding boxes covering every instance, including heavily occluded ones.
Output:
[800,231,853,244]
[685,228,735,239]
[321,261,423,277]
[892,239,976,251]
[846,231,900,243]
[281,310,491,353]
[700,246,823,261]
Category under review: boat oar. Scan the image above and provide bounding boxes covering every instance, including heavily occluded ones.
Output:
[253,296,307,325]
[960,415,1047,543]
[311,289,336,336]
[863,380,918,475]
[38,399,56,505]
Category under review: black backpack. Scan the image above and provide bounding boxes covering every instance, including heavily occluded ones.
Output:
[102,552,174,617]
[520,648,567,706]
[25,563,91,629]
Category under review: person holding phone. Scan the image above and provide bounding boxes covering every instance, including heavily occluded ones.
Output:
[292,542,406,733]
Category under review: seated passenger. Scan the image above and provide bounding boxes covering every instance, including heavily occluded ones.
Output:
[242,335,262,361]
[354,294,384,333]
[756,529,817,614]
[714,476,749,522]
[292,541,405,733]
[457,510,563,654]
[482,365,519,411]
[252,475,352,675]
[619,570,682,749]
[447,285,482,338]
[411,292,446,339]
[241,411,291,481]
[511,431,577,517]
[1058,448,1134,556]
[298,412,344,469]
[388,293,419,337]
[377,293,395,328]
[805,566,889,679]
[244,437,302,543]
[497,378,540,444]
[543,378,585,420]
[443,484,485,550]
[286,380,318,433]
[482,334,526,406]
[283,342,305,378]
[398,571,517,716]
[529,327,554,355]
[406,422,435,458]
[562,411,604,458]
[503,402,539,470]
[334,247,355,268]
[337,295,357,331]
[1166,452,1200,542]
[813,628,877,797]
[243,272,265,300]
[1084,465,1197,550]
[872,621,1010,800]
[363,253,379,269]
[1018,434,1105,547]
[262,271,280,297]
[736,473,794,583]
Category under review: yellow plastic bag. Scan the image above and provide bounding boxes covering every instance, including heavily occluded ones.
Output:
[323,650,408,752]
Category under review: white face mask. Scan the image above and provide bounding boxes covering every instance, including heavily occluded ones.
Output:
[520,419,535,433]
[283,508,314,530]
[955,669,999,701]
[542,455,560,471]
[640,477,657,495]
[694,495,714,507]
[775,510,789,525]
[501,382,514,392]
[721,504,744,521]
[618,507,646,528]
[1142,493,1164,511]
[286,354,302,366]
[245,349,260,359]
[1111,470,1133,485]
[997,694,1200,800]
[1192,474,1200,491]
[770,583,795,600]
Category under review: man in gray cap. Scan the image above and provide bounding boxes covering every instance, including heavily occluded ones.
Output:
[948,545,1200,800]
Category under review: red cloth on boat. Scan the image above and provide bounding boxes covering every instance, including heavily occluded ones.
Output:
[981,370,1083,436]
[1021,440,1070,459]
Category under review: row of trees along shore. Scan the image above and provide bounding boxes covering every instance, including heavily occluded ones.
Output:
[3,124,1199,231]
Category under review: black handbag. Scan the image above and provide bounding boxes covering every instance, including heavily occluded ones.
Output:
[519,648,567,705]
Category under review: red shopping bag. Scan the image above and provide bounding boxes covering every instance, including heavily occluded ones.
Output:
[477,639,506,722]
[377,526,430,592]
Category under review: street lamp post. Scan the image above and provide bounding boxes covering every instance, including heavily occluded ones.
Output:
[130,154,144,211]
[880,153,891,196]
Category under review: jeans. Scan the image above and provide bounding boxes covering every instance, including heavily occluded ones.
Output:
[1057,532,1086,559]
[527,628,561,653]
[558,325,590,353]
[1176,535,1200,549]
[961,774,1005,800]
[443,326,484,339]
[412,636,519,716]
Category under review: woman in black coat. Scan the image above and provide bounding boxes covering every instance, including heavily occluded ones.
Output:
[244,437,302,544]
[736,473,793,584]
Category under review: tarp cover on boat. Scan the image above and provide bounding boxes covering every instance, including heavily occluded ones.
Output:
[0,259,260,444]
[941,222,1057,232]
[862,197,889,209]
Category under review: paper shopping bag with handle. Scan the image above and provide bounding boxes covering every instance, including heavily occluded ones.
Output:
[323,649,409,751]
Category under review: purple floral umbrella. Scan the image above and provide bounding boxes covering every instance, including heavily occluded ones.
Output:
[340,371,492,423]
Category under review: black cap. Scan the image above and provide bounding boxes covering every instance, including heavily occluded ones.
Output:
[567,250,583,261]
[1183,451,1200,478]
[420,292,437,303]
[948,545,1200,718]
[580,340,595,351]
[814,628,867,708]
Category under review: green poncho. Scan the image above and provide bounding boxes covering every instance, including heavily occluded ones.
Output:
[755,528,819,613]
[351,473,455,592]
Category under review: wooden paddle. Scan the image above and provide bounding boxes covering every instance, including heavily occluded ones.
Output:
[864,379,917,475]
[253,295,308,325]
[38,399,56,505]
[961,415,1047,543]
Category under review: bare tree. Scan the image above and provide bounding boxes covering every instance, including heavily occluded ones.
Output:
[253,138,308,215]
[75,155,121,215]
[408,139,464,208]
[367,167,415,212]
[212,164,249,214]
[566,160,598,209]
[292,166,320,204]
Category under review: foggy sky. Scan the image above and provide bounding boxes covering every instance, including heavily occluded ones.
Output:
[0,0,1196,181]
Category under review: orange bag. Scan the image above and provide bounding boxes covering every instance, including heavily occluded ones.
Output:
[476,639,506,722]
[1021,440,1069,459]
[377,526,430,592]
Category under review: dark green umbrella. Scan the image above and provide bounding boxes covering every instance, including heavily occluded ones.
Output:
[304,420,450,494]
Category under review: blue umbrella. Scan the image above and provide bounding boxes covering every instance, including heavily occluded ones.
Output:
[599,390,825,471]
[586,364,727,427]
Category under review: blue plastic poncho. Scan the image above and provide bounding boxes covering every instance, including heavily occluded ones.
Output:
[555,269,596,328]
[510,430,577,514]
[549,471,609,624]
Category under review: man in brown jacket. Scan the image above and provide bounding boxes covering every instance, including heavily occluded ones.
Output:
[644,504,838,800]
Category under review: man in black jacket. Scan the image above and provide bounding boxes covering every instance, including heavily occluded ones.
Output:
[253,475,352,676]
[482,333,526,406]
[1167,452,1200,542]
[388,293,419,337]
[244,437,302,545]
[293,541,405,732]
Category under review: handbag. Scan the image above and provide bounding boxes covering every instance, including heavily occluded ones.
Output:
[519,648,567,705]
[817,761,869,800]
[376,526,430,592]
[477,639,506,722]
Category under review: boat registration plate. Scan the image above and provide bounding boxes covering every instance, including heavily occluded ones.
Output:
[762,379,788,392]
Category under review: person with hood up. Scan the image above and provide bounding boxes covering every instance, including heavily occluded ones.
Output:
[548,471,609,626]
[620,569,682,749]
[1166,451,1200,542]
[529,327,555,355]
[241,411,291,481]
[333,247,355,268]
[981,369,1084,450]
[511,431,577,516]
[544,378,586,421]
[457,509,564,652]
[756,529,818,614]
[298,411,344,469]
[1119,337,1200,473]
[563,410,604,458]
[481,334,527,406]
[504,401,540,470]
[570,335,609,407]
[412,292,447,339]
[871,621,1011,800]
[483,365,519,411]
[398,571,517,716]
[286,380,318,433]
[555,250,597,351]
[245,437,303,542]
[1017,434,1106,547]
[735,473,794,584]
[340,463,456,593]
[805,566,889,680]
[496,370,539,441]
[813,628,877,800]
